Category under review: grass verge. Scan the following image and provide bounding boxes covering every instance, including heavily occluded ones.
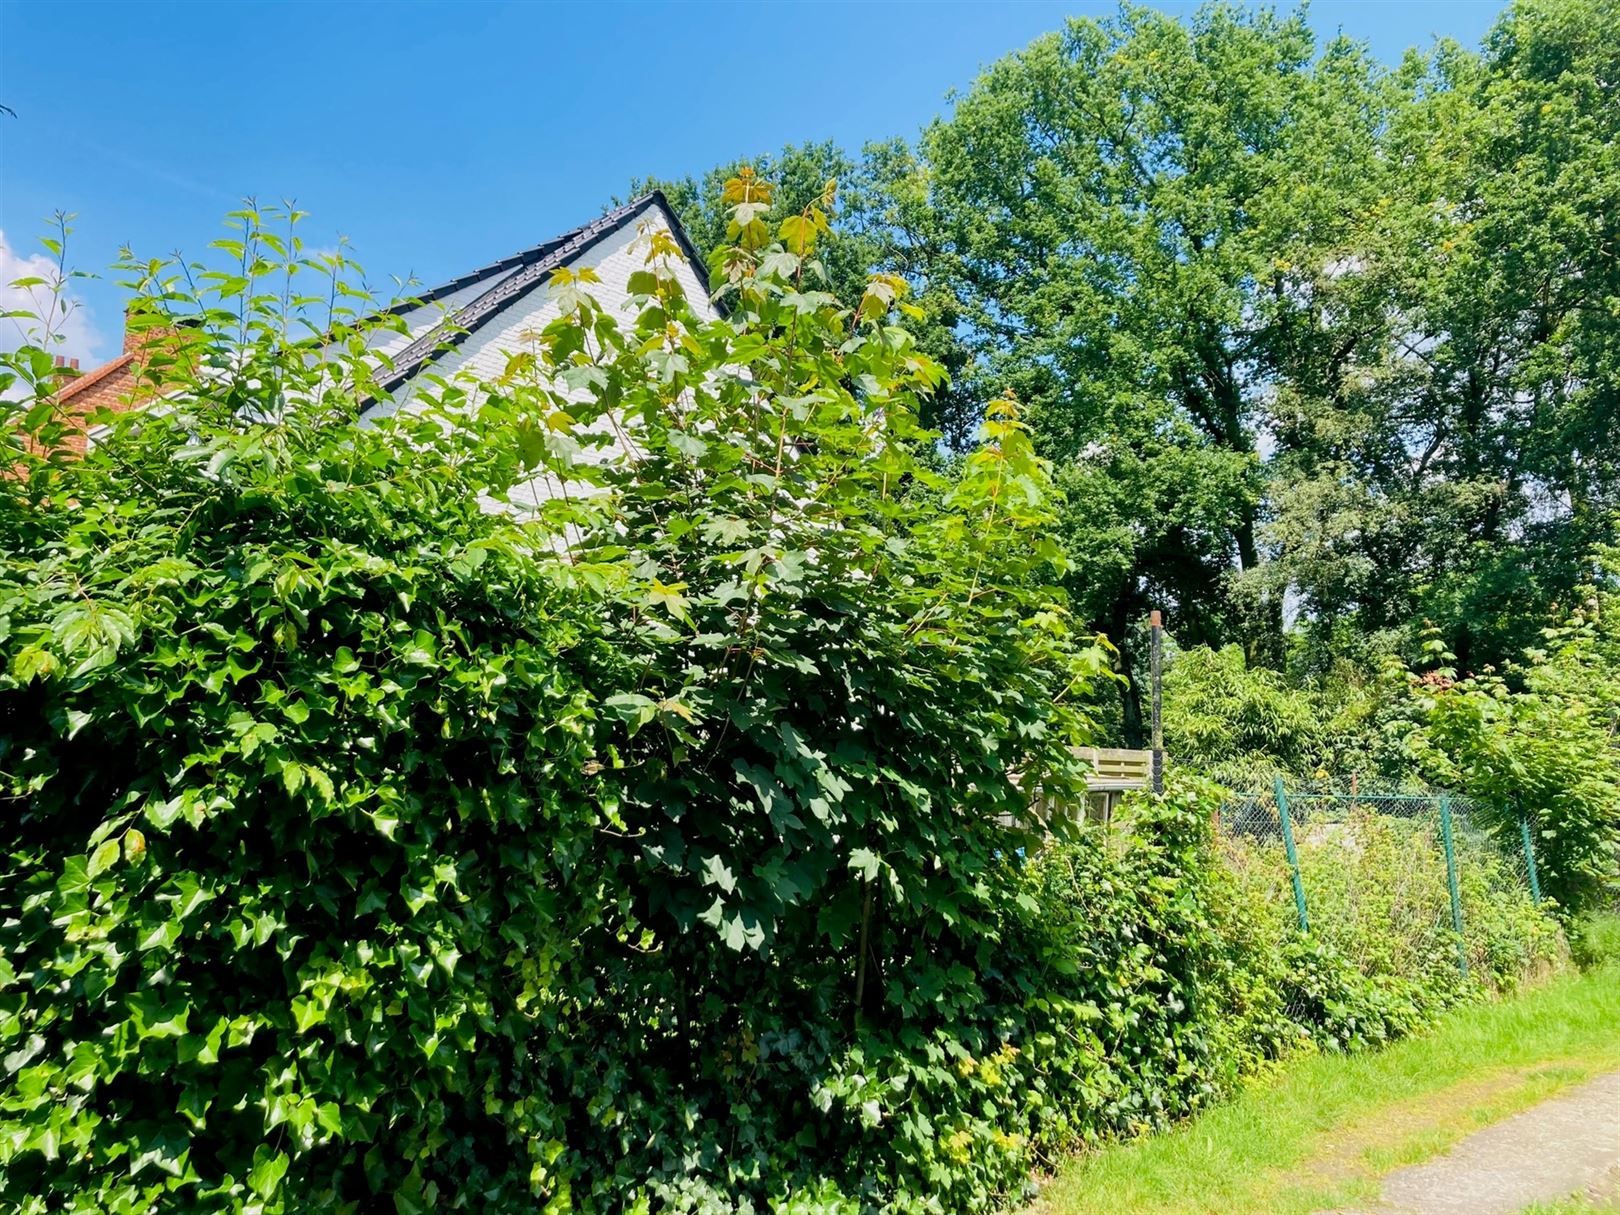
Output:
[1520,1195,1620,1214]
[1030,966,1620,1215]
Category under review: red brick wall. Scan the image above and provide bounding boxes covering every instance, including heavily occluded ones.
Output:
[43,321,186,455]
[49,358,141,455]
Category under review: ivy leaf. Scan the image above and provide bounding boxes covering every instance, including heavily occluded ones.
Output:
[86,839,120,878]
[402,629,437,666]
[700,854,737,894]
[247,1146,289,1199]
[127,994,190,1040]
[137,920,181,952]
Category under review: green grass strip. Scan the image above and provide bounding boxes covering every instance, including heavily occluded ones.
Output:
[1033,966,1620,1215]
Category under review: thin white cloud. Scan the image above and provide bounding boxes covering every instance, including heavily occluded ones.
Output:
[70,137,236,204]
[0,229,106,366]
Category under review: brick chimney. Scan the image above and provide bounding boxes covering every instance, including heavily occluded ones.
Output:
[124,302,164,355]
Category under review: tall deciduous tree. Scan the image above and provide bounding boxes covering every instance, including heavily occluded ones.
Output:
[624,0,1620,735]
[919,3,1395,735]
[1270,0,1620,673]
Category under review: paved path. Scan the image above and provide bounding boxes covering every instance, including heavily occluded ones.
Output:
[1336,1070,1620,1214]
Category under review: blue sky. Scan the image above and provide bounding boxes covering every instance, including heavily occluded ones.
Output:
[2,0,1501,364]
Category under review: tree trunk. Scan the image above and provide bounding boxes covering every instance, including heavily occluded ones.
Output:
[1237,517,1283,668]
[1112,592,1145,747]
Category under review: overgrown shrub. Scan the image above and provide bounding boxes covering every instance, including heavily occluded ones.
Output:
[1162,644,1330,780]
[928,776,1564,1203]
[0,191,1112,1214]
[1,234,629,1211]
[1160,643,1411,787]
[1193,797,1558,1062]
[0,187,1570,1215]
[733,780,1309,1211]
[1568,911,1620,971]
[1400,592,1620,912]
[1010,782,1297,1138]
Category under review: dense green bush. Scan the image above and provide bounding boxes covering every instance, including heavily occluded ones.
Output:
[0,189,1568,1215]
[1,237,626,1211]
[1208,796,1560,1059]
[1009,784,1296,1141]
[1568,911,1620,971]
[1158,642,1416,788]
[0,191,1111,1213]
[1401,588,1620,912]
[1161,644,1329,779]
[879,776,1565,1207]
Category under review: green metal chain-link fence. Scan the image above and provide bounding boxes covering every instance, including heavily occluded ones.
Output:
[1217,779,1559,1018]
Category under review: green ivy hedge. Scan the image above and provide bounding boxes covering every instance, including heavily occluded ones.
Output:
[0,191,1564,1215]
[0,189,1103,1214]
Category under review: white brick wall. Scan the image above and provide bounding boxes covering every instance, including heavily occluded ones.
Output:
[362,202,719,513]
[368,202,716,420]
[363,275,518,362]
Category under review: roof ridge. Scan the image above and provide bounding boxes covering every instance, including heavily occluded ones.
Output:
[385,192,662,316]
[55,351,136,404]
[369,192,708,401]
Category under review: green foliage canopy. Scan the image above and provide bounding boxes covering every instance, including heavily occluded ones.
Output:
[0,187,1111,1212]
[650,0,1620,719]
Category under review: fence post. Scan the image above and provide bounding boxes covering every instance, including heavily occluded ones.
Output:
[1274,776,1309,934]
[1150,610,1165,795]
[1437,794,1468,978]
[1518,810,1543,904]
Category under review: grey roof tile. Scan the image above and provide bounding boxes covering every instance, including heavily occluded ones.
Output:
[371,191,710,399]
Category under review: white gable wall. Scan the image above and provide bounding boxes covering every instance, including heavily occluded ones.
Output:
[363,274,519,363]
[362,202,719,515]
[368,202,716,421]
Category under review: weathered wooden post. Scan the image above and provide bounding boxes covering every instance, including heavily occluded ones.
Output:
[1150,609,1164,795]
